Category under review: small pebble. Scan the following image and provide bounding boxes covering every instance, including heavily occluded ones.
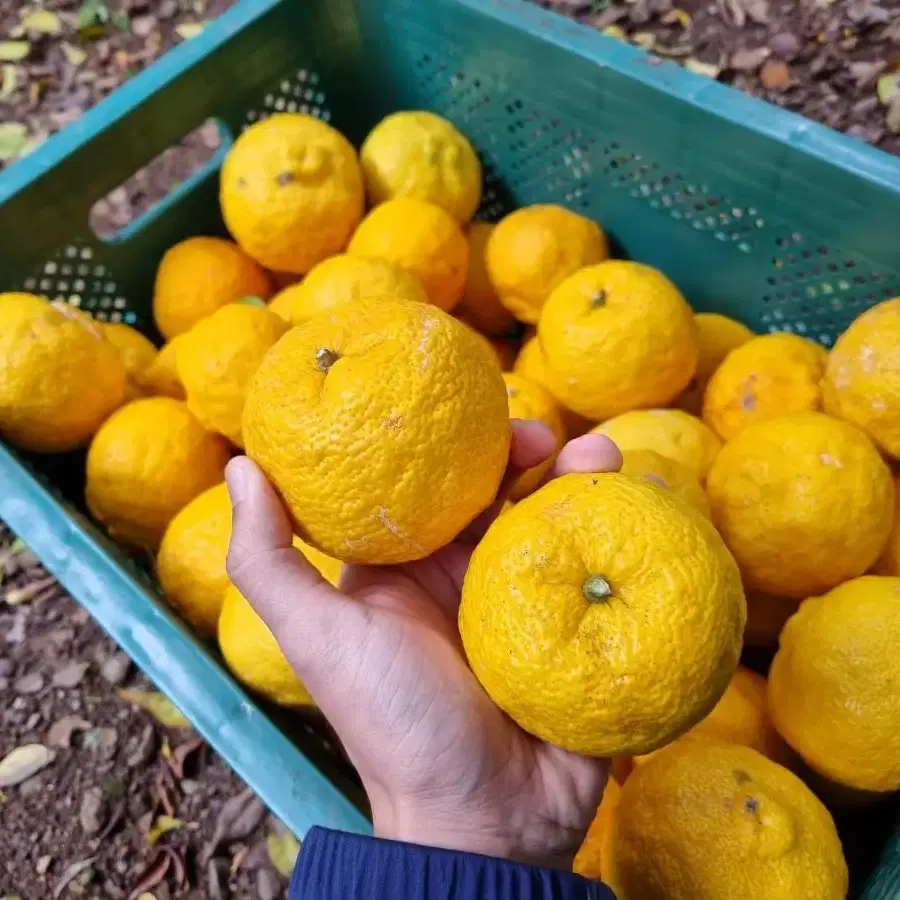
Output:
[15,672,45,695]
[99,653,130,686]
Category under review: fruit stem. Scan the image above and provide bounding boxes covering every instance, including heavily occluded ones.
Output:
[591,290,607,308]
[315,347,340,373]
[582,574,613,603]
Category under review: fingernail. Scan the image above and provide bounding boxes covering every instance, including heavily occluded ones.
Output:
[225,458,249,504]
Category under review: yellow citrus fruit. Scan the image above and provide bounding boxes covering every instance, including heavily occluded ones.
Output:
[220,113,365,275]
[102,322,158,398]
[592,409,721,484]
[157,482,231,637]
[574,776,622,880]
[176,303,289,447]
[635,666,787,768]
[823,297,900,459]
[455,223,517,336]
[348,198,469,311]
[675,313,754,414]
[707,411,894,598]
[460,473,745,756]
[267,254,429,326]
[605,742,847,900]
[513,336,594,437]
[618,448,710,519]
[540,262,698,420]
[142,335,187,400]
[702,333,828,441]
[86,397,230,549]
[744,590,800,649]
[153,236,273,340]
[360,110,482,223]
[769,575,900,793]
[0,294,127,453]
[244,298,510,564]
[503,372,565,499]
[486,205,609,324]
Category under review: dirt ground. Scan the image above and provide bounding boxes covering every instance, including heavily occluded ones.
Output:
[1,0,899,897]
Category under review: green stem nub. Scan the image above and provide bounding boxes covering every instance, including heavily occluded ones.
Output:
[591,290,607,308]
[315,347,340,373]
[582,574,613,603]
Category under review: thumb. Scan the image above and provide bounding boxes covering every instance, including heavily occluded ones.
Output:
[225,456,372,685]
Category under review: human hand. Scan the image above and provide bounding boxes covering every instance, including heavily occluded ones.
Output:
[225,422,622,869]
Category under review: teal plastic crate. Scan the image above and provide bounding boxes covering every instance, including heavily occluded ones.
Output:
[1,0,900,893]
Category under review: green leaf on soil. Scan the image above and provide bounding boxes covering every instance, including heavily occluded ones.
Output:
[267,831,301,878]
[147,815,184,846]
[175,21,207,40]
[62,43,88,66]
[21,10,63,35]
[877,74,899,105]
[0,42,30,62]
[0,65,16,98]
[0,123,29,163]
[117,689,191,729]
[0,743,55,787]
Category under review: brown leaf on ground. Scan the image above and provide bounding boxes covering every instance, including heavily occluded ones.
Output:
[202,789,267,864]
[117,690,190,729]
[760,59,791,90]
[47,716,93,748]
[53,857,97,900]
[165,737,205,780]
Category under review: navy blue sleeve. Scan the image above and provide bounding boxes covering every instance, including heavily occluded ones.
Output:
[289,827,616,899]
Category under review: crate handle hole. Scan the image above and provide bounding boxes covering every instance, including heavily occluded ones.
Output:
[88,118,233,245]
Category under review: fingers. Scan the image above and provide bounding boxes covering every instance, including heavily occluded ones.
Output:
[225,457,370,682]
[543,433,622,483]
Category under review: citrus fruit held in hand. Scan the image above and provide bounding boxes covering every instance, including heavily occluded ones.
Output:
[744,590,800,649]
[540,262,698,420]
[142,336,187,400]
[513,336,594,437]
[604,742,847,900]
[769,575,900,793]
[592,409,721,484]
[86,398,230,549]
[702,333,828,441]
[707,411,894,598]
[635,666,787,766]
[0,294,127,453]
[486,205,608,324]
[574,776,622,880]
[823,296,900,459]
[176,303,289,447]
[503,373,565,499]
[152,236,273,340]
[220,113,365,275]
[267,254,428,326]
[243,298,510,564]
[459,473,745,756]
[455,222,517,336]
[102,322,158,398]
[348,198,468,311]
[360,110,482,223]
[618,449,710,519]
[157,482,232,637]
[675,313,754,414]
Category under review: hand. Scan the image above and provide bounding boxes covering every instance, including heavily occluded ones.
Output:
[225,423,622,869]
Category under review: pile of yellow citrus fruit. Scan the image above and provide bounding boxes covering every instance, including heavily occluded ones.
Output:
[3,108,900,897]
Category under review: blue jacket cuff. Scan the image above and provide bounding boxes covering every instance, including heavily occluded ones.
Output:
[290,827,616,899]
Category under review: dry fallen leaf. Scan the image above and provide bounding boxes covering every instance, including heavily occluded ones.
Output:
[760,60,791,90]
[62,43,88,66]
[632,31,655,50]
[0,65,16,98]
[175,21,206,40]
[47,715,93,749]
[684,57,722,79]
[662,7,691,28]
[0,41,30,62]
[266,831,301,878]
[53,857,96,900]
[118,689,191,728]
[877,74,899,104]
[887,96,900,133]
[147,815,185,847]
[602,24,627,40]
[0,123,28,163]
[136,894,158,900]
[202,789,267,864]
[21,9,63,34]
[0,743,55,787]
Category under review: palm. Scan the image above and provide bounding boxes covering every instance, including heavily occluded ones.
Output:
[225,423,620,867]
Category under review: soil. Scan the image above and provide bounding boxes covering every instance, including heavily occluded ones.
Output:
[1,0,899,897]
